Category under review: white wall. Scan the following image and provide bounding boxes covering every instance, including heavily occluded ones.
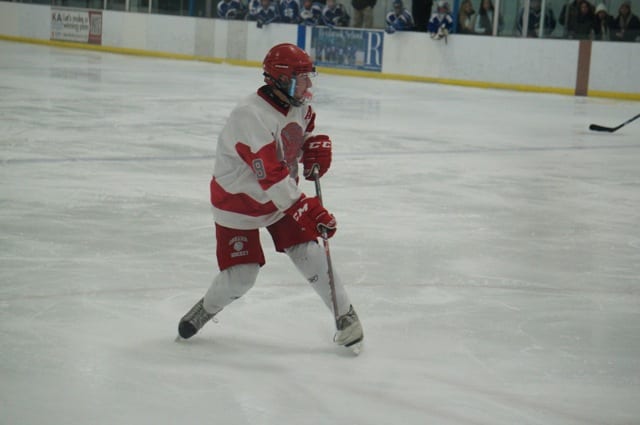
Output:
[244,23,298,61]
[590,40,640,94]
[0,2,50,40]
[103,12,197,54]
[382,32,578,89]
[102,12,149,50]
[1,2,638,98]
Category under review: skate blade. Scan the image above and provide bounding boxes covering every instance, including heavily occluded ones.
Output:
[346,340,363,356]
[174,335,184,342]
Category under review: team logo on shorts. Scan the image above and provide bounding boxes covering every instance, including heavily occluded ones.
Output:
[229,235,249,258]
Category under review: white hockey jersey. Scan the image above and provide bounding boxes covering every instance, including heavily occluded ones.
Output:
[210,86,317,229]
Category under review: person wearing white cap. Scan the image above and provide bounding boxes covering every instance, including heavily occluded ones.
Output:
[593,3,613,40]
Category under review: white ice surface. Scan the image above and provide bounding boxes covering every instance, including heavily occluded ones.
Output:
[1,40,639,425]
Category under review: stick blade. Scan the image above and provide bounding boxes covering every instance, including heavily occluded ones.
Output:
[589,124,615,132]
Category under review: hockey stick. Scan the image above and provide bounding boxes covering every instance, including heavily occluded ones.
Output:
[589,113,640,133]
[312,165,339,326]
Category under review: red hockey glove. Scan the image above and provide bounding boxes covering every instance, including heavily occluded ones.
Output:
[285,195,337,239]
[302,135,332,181]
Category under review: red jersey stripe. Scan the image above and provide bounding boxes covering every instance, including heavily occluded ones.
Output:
[210,178,278,217]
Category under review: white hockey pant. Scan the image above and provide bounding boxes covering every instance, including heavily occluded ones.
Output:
[203,263,259,314]
[202,241,351,317]
[285,241,351,317]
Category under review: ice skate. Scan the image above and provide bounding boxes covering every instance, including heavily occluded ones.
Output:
[334,305,363,354]
[176,298,218,340]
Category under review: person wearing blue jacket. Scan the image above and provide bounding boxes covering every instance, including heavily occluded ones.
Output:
[300,0,323,25]
[385,0,414,33]
[427,0,453,39]
[279,0,300,23]
[217,0,246,19]
[254,0,280,27]
[322,0,351,27]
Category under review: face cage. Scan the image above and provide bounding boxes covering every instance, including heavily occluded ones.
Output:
[265,69,316,106]
[286,71,317,105]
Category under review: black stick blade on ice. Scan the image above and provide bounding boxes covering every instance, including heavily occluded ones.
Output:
[589,113,640,133]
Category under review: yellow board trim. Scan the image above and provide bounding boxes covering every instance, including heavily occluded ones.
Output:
[587,90,640,101]
[1,34,638,101]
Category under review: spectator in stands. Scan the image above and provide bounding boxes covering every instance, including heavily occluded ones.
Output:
[253,0,279,27]
[611,0,640,42]
[385,0,415,33]
[457,0,475,34]
[299,0,323,25]
[559,0,593,38]
[351,0,376,28]
[246,0,261,20]
[279,0,300,23]
[218,0,247,19]
[427,0,453,39]
[474,0,502,35]
[574,0,595,39]
[322,0,351,27]
[412,0,434,33]
[516,0,556,37]
[593,3,613,40]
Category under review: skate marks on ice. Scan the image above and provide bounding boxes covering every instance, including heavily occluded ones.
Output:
[2,42,640,425]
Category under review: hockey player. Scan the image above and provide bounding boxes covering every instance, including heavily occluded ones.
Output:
[177,43,364,353]
[385,0,415,33]
[427,0,453,40]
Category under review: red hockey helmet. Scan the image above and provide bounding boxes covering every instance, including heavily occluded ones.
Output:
[263,43,316,106]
